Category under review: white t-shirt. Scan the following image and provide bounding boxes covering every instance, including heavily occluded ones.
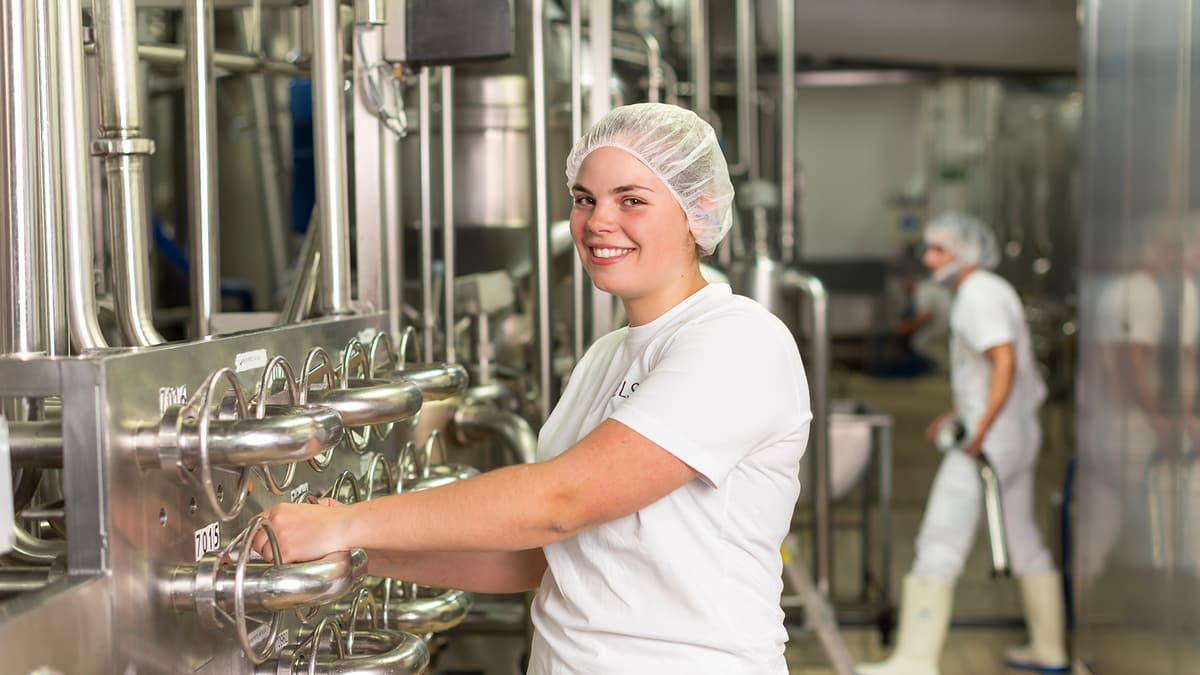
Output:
[948,271,1047,452]
[528,283,811,675]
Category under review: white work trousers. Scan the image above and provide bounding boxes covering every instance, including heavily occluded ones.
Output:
[912,417,1056,581]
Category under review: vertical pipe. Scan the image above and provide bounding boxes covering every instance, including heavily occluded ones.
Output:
[778,0,795,263]
[311,0,352,315]
[533,0,553,421]
[383,125,403,343]
[732,0,758,179]
[418,68,435,357]
[92,0,165,346]
[279,215,320,325]
[788,270,832,595]
[441,67,456,364]
[689,0,710,120]
[570,0,585,362]
[641,33,662,104]
[350,21,386,318]
[588,0,614,343]
[33,0,67,356]
[185,0,220,337]
[0,1,44,357]
[59,0,108,351]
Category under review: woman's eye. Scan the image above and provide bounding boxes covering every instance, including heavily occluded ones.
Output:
[623,197,644,206]
[573,195,593,206]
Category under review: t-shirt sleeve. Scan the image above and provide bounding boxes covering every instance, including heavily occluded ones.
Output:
[607,311,811,487]
[954,282,1017,353]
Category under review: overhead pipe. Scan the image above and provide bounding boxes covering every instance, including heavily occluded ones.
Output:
[418,67,435,357]
[532,0,553,421]
[92,0,166,346]
[730,0,758,179]
[0,0,45,358]
[7,421,63,469]
[588,0,614,344]
[33,1,68,356]
[778,0,796,263]
[59,0,108,351]
[688,0,710,120]
[311,0,353,315]
[783,269,832,596]
[441,66,456,363]
[570,0,584,362]
[185,0,220,337]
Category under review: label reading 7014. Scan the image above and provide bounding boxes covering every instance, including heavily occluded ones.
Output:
[194,521,221,561]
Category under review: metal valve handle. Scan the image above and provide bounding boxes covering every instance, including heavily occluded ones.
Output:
[326,470,363,505]
[338,338,375,452]
[253,355,346,494]
[184,368,253,521]
[299,347,340,472]
[363,453,396,501]
[279,624,429,675]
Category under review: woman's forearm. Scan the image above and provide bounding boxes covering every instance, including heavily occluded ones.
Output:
[366,548,547,594]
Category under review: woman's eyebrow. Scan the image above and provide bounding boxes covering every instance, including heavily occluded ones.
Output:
[570,184,592,194]
[612,184,654,194]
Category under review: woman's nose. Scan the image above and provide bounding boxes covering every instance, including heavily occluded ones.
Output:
[585,204,617,233]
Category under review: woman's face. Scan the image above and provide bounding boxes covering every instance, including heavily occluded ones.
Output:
[569,146,698,302]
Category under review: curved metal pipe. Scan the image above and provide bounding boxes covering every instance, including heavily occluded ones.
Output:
[311,0,352,315]
[93,0,165,346]
[393,363,468,402]
[281,629,430,675]
[306,378,424,427]
[6,526,65,564]
[0,566,55,597]
[783,269,830,595]
[382,587,472,634]
[59,0,108,351]
[451,404,537,465]
[169,548,368,614]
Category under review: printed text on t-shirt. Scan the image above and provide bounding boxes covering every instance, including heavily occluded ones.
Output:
[614,380,639,399]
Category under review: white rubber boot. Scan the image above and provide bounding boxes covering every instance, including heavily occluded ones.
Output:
[855,575,953,675]
[1006,572,1070,673]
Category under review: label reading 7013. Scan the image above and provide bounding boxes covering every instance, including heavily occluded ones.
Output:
[194,521,221,561]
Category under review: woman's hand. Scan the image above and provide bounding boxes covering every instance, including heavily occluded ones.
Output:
[925,410,957,445]
[251,497,352,564]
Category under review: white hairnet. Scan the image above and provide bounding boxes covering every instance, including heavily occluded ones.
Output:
[923,211,1000,270]
[565,102,735,255]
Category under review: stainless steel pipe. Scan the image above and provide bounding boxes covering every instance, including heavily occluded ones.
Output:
[185,0,220,337]
[977,454,1012,578]
[391,363,468,401]
[381,587,473,634]
[169,548,369,614]
[92,0,165,346]
[279,215,320,325]
[34,1,68,356]
[533,0,553,420]
[7,421,63,469]
[777,0,795,263]
[60,0,108,351]
[441,66,457,363]
[732,0,758,179]
[305,378,424,427]
[133,44,314,78]
[570,0,585,362]
[0,567,55,597]
[588,0,614,343]
[0,0,45,358]
[689,0,710,119]
[418,67,435,356]
[784,269,832,595]
[311,0,352,315]
[451,404,538,465]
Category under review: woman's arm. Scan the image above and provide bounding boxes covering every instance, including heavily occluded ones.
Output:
[253,418,698,563]
[963,342,1015,456]
[365,548,547,593]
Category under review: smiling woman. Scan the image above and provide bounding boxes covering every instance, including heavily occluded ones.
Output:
[252,103,811,675]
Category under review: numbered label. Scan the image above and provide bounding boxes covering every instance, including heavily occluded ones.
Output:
[235,348,268,373]
[159,385,188,415]
[289,482,311,503]
[193,521,221,561]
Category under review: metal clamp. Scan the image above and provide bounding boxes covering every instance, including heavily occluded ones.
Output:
[339,338,378,451]
[90,137,155,156]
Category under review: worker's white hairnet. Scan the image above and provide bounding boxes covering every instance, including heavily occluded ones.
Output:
[923,211,1000,270]
[564,102,735,255]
